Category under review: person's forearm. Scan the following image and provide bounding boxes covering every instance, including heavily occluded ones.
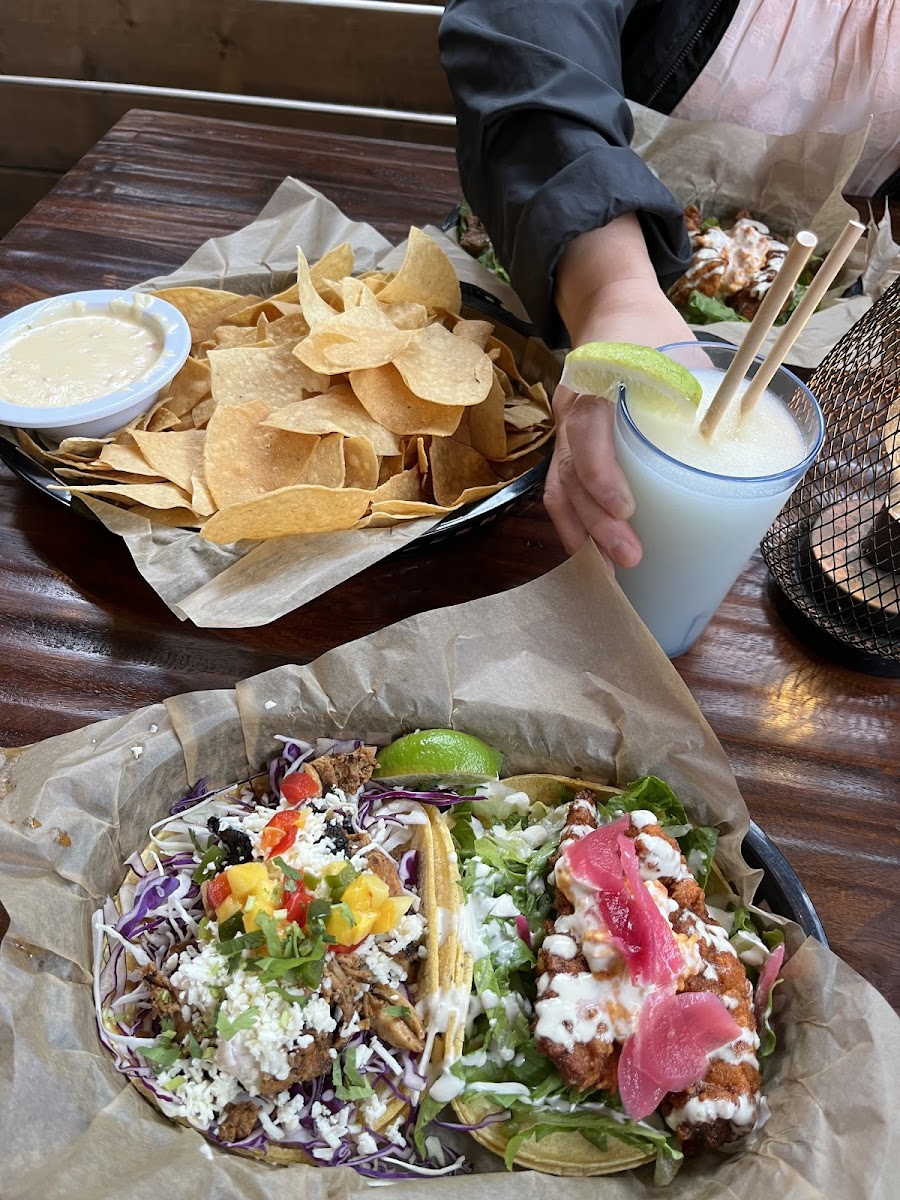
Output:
[554,216,660,342]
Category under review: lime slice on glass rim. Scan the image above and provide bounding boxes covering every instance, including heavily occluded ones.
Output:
[560,342,703,420]
[373,728,504,788]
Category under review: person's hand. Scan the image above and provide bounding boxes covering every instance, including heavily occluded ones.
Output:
[544,220,696,567]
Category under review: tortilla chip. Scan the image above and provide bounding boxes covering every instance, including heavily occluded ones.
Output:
[452,318,494,348]
[379,301,430,330]
[295,324,413,374]
[393,323,493,406]
[203,398,319,509]
[96,441,163,478]
[503,400,553,431]
[262,384,401,456]
[370,498,451,518]
[189,461,217,517]
[127,504,202,528]
[145,405,180,433]
[377,228,461,315]
[496,426,555,461]
[296,247,341,327]
[65,481,192,509]
[161,357,212,416]
[296,432,345,488]
[191,397,217,429]
[129,429,205,493]
[430,438,501,507]
[150,287,252,344]
[343,435,379,491]
[468,375,507,460]
[350,365,464,437]
[208,325,274,350]
[311,243,354,290]
[200,485,371,543]
[264,312,312,348]
[208,344,329,407]
[372,466,423,502]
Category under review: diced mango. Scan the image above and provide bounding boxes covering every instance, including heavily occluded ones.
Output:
[226,862,269,902]
[371,895,413,934]
[343,872,390,914]
[215,894,242,924]
[327,905,377,946]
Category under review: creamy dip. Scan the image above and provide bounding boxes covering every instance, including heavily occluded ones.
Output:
[0,307,163,409]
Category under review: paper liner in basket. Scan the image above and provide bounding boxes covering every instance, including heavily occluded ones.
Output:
[0,545,898,1198]
[0,178,558,629]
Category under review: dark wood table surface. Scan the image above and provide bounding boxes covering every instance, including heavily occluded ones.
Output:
[0,110,897,1009]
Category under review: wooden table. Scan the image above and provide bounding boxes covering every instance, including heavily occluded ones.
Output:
[0,111,897,1009]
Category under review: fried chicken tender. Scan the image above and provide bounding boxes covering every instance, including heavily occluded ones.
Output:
[535,791,620,1094]
[624,821,762,1150]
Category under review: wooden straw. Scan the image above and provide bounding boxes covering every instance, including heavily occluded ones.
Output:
[699,230,818,439]
[739,219,866,418]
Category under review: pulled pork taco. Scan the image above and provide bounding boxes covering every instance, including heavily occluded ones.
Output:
[93,736,468,1179]
[419,767,786,1183]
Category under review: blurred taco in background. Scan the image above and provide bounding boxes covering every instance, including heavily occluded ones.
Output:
[93,736,468,1179]
[418,765,785,1183]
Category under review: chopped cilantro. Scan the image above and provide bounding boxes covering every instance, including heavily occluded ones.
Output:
[215,1006,259,1040]
[382,1005,413,1019]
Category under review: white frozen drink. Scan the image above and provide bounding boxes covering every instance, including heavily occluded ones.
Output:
[610,346,823,657]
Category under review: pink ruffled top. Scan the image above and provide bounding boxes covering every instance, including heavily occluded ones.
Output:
[672,0,899,195]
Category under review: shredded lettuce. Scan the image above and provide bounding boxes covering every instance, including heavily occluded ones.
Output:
[603,776,718,888]
[682,289,747,325]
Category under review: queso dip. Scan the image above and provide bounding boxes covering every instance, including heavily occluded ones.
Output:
[0,305,163,409]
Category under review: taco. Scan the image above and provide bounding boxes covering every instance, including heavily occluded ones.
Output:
[92,736,467,1178]
[419,768,785,1183]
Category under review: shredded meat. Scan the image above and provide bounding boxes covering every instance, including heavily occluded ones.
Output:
[366,848,404,896]
[308,746,377,795]
[217,1100,259,1143]
[257,1032,333,1096]
[364,984,425,1053]
[141,964,190,1038]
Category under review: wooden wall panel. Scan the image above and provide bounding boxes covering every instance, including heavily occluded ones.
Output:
[0,82,455,176]
[0,0,452,113]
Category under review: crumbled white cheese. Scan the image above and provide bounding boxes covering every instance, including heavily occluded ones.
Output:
[357,939,407,987]
[170,943,230,1021]
[130,746,143,760]
[378,912,425,957]
[149,724,158,733]
[356,1131,378,1156]
[264,701,277,710]
[310,1100,352,1155]
[156,1059,240,1129]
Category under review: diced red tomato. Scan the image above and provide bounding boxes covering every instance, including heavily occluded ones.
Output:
[206,872,232,910]
[260,809,305,859]
[281,770,320,806]
[284,883,315,928]
[331,940,363,955]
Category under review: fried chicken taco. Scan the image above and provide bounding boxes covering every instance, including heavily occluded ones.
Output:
[410,753,785,1183]
[92,736,469,1178]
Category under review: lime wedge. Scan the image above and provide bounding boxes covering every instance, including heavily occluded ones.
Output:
[560,342,703,418]
[374,729,504,788]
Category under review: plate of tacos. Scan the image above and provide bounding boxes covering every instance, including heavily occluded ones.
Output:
[93,729,794,1183]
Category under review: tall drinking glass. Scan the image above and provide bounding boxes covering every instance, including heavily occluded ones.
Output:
[612,342,825,657]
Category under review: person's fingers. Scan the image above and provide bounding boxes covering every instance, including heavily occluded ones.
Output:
[554,421,642,568]
[564,394,635,522]
[544,443,589,557]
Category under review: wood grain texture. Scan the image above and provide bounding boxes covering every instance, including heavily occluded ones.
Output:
[0,111,897,1009]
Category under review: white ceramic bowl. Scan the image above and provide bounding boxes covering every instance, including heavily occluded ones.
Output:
[0,289,192,441]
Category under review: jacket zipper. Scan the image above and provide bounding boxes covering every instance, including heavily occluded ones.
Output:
[645,0,726,107]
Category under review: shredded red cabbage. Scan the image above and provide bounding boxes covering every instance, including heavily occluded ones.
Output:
[169,777,211,815]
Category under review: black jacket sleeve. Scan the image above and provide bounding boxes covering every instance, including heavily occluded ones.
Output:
[439,0,692,345]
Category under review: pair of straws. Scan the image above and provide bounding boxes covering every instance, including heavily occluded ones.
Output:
[700,219,866,439]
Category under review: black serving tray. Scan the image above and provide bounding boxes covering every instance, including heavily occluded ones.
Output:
[0,281,552,550]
